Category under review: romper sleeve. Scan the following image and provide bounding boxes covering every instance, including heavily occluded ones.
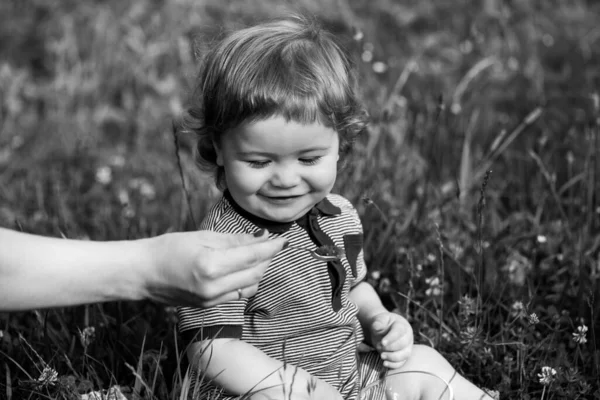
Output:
[334,196,368,287]
[176,198,247,344]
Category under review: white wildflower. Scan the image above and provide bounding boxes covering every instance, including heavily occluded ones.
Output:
[528,313,539,325]
[459,40,473,54]
[507,57,519,71]
[108,154,125,167]
[82,385,127,400]
[536,235,547,244]
[37,366,58,387]
[117,189,130,206]
[572,324,588,345]
[537,366,556,385]
[372,61,388,74]
[511,301,525,317]
[460,326,478,344]
[138,181,156,200]
[353,29,364,41]
[95,166,112,185]
[504,251,532,286]
[79,326,96,349]
[449,242,464,259]
[378,277,391,293]
[425,276,442,296]
[361,50,373,63]
[459,294,477,316]
[542,34,554,47]
[129,178,156,200]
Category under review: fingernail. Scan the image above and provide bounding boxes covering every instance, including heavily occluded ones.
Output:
[253,228,266,237]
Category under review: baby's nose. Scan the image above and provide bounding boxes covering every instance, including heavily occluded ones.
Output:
[270,165,301,188]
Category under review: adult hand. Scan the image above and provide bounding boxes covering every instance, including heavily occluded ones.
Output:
[368,312,414,369]
[145,229,287,308]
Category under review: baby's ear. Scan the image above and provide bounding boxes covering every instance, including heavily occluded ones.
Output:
[213,139,224,166]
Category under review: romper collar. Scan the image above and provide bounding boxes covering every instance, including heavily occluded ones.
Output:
[223,190,341,233]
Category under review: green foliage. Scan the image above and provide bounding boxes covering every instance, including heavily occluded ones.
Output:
[1,0,599,398]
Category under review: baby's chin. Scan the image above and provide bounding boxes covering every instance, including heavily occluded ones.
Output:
[257,209,307,223]
[257,202,317,223]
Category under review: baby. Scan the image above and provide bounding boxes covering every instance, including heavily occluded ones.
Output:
[177,14,494,400]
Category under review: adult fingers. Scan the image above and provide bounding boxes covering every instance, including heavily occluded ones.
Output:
[217,236,288,275]
[206,259,272,295]
[203,229,271,248]
[199,283,260,308]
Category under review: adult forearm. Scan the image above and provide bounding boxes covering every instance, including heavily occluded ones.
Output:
[0,228,149,310]
[191,339,342,400]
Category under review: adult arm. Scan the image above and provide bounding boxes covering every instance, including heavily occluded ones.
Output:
[0,227,287,311]
[188,339,343,400]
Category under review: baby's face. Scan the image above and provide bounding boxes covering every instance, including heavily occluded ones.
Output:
[215,115,339,222]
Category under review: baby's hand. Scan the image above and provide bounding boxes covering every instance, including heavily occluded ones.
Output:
[368,312,414,369]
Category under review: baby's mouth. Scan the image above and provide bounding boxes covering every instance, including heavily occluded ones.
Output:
[262,194,303,200]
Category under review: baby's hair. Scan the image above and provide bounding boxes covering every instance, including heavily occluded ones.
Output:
[182,14,368,189]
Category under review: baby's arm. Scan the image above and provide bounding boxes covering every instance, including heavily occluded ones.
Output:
[349,282,414,368]
[188,338,343,400]
[349,281,388,343]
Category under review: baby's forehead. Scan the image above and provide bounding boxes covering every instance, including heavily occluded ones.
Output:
[223,116,338,153]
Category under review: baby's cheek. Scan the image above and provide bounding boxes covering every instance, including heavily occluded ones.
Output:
[230,166,266,194]
[312,162,338,191]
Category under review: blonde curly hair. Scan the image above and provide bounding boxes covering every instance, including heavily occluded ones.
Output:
[182,14,368,189]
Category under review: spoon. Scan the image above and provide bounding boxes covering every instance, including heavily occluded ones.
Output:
[287,245,345,262]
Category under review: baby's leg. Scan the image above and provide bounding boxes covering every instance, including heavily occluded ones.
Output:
[384,344,494,400]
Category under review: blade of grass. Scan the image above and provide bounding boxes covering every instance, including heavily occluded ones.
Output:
[150,342,164,397]
[459,109,479,209]
[483,107,543,169]
[528,150,571,240]
[127,360,155,400]
[172,120,197,229]
[382,59,418,118]
[4,362,12,400]
[133,332,147,399]
[173,325,183,391]
[452,56,498,113]
[438,107,543,207]
[0,350,34,380]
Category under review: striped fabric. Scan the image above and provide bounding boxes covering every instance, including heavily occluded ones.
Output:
[177,193,385,399]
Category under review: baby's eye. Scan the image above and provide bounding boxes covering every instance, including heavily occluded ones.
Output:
[247,160,271,168]
[299,156,322,165]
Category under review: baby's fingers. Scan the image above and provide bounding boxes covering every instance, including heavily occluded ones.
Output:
[379,325,411,351]
[380,346,412,369]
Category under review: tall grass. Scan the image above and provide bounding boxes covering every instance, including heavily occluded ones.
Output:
[1,0,599,398]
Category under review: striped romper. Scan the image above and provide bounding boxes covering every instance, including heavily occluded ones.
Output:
[178,191,386,399]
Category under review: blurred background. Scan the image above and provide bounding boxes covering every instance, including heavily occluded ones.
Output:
[1,0,599,399]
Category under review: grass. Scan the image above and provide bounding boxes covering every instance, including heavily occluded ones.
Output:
[1,0,599,398]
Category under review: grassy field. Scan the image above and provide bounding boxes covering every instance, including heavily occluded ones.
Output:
[1,0,599,398]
